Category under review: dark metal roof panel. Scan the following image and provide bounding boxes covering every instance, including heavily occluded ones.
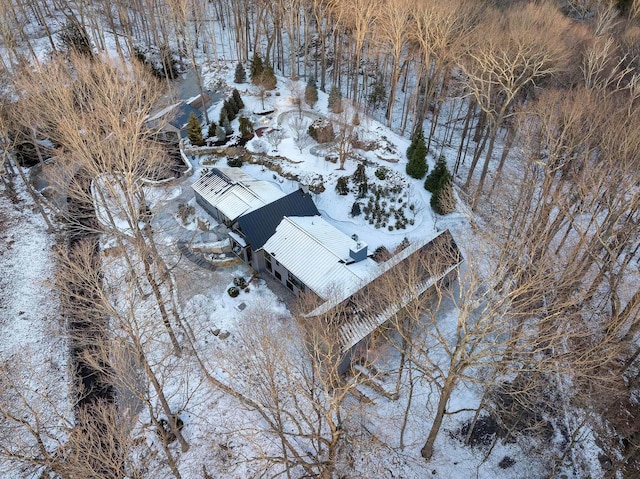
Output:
[169,103,202,130]
[237,189,320,250]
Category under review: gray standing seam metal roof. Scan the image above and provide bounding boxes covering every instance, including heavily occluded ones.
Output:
[236,189,320,250]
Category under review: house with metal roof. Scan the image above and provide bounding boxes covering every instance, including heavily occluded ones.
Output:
[259,216,379,298]
[191,167,463,373]
[192,168,285,228]
[235,188,320,268]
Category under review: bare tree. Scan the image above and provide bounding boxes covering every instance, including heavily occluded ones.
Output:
[460,2,570,208]
[288,116,312,153]
[12,54,183,355]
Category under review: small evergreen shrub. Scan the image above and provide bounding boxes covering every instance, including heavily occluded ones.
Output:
[234,62,246,83]
[233,277,247,288]
[351,202,362,217]
[372,245,391,262]
[227,286,240,298]
[336,176,349,195]
[227,156,243,167]
[239,117,255,140]
[375,167,387,180]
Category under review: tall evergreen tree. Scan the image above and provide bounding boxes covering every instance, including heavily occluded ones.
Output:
[207,121,217,139]
[232,89,245,110]
[406,129,424,161]
[234,62,246,83]
[406,131,427,179]
[259,64,277,90]
[186,113,204,146]
[328,85,343,113]
[425,155,456,214]
[219,106,230,125]
[225,98,238,118]
[305,75,318,107]
[368,73,386,110]
[424,154,449,193]
[430,177,455,215]
[251,54,264,84]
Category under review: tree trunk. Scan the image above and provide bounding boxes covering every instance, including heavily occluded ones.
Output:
[421,375,456,460]
[471,126,498,210]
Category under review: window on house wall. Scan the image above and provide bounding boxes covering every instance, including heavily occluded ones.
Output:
[287,272,305,292]
[275,271,282,281]
[266,259,272,272]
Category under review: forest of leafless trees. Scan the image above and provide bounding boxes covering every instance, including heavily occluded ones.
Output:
[0,0,639,478]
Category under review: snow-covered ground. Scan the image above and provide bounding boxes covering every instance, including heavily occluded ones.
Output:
[0,181,70,478]
[0,55,600,479]
[102,66,564,478]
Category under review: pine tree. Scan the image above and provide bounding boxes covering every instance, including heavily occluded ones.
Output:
[352,163,367,184]
[406,131,427,179]
[234,62,246,83]
[430,178,455,215]
[251,54,264,83]
[239,117,254,140]
[222,116,233,135]
[406,129,424,161]
[215,125,227,143]
[259,64,277,90]
[368,73,386,110]
[186,113,204,146]
[425,155,456,214]
[424,154,448,193]
[207,121,217,138]
[219,107,230,126]
[328,85,343,113]
[232,89,245,110]
[305,76,318,107]
[225,98,238,118]
[336,176,349,195]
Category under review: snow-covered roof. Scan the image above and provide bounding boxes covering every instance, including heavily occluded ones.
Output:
[147,101,182,123]
[192,168,285,222]
[260,216,378,299]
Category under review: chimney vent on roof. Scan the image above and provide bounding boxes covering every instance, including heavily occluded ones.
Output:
[349,241,368,262]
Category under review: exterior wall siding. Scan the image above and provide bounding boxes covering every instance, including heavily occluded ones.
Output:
[195,193,229,225]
